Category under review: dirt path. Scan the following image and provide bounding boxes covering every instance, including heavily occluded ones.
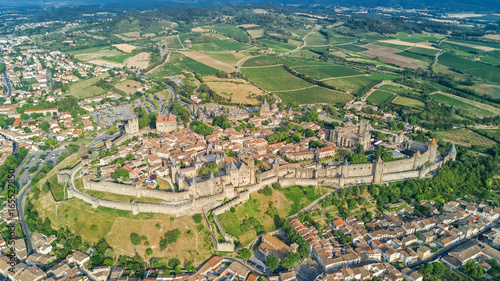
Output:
[361,80,388,101]
[320,74,370,81]
[235,55,256,71]
[240,64,284,69]
[177,35,185,49]
[145,52,171,75]
[286,25,317,55]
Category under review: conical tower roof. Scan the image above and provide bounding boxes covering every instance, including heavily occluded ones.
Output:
[429,138,438,147]
[449,144,457,154]
[273,157,280,165]
[263,98,268,105]
[343,158,349,166]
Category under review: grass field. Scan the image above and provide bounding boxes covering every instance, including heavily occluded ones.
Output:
[460,83,500,100]
[114,80,144,95]
[46,175,66,201]
[370,72,398,80]
[147,63,184,80]
[213,40,252,51]
[291,65,362,80]
[436,128,498,148]
[366,90,394,105]
[305,32,328,46]
[446,38,500,49]
[33,192,214,262]
[66,73,109,99]
[242,55,330,67]
[178,56,220,76]
[205,77,265,105]
[394,32,425,43]
[391,96,425,110]
[338,44,369,52]
[218,185,330,245]
[431,92,500,118]
[103,54,133,64]
[165,35,183,49]
[396,51,433,64]
[212,25,249,42]
[276,86,353,105]
[242,66,312,92]
[323,76,380,96]
[70,46,123,62]
[438,53,500,83]
[204,53,251,66]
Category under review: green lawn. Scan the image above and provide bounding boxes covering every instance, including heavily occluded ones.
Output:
[103,54,133,63]
[292,65,363,80]
[276,86,353,105]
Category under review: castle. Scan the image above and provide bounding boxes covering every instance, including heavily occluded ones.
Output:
[329,119,371,149]
[124,113,178,135]
[156,113,178,133]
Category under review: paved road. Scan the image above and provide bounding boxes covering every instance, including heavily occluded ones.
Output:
[2,71,12,98]
[16,182,35,255]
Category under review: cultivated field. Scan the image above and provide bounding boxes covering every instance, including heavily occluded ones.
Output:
[276,87,353,105]
[431,92,500,118]
[113,43,137,53]
[205,78,265,105]
[181,52,236,72]
[123,52,150,69]
[437,53,500,83]
[391,96,425,110]
[323,76,380,97]
[360,43,420,69]
[291,65,363,80]
[366,90,394,105]
[204,52,251,66]
[242,66,312,92]
[246,29,264,38]
[461,83,500,100]
[435,128,498,148]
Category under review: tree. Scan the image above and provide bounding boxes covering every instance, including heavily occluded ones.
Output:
[146,248,153,255]
[432,262,444,277]
[464,260,483,279]
[240,248,253,261]
[192,213,203,224]
[108,125,118,135]
[281,252,300,269]
[175,265,181,274]
[130,233,141,245]
[265,256,280,272]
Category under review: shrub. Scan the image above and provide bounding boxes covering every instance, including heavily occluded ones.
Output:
[192,213,203,223]
[91,225,98,232]
[146,248,153,255]
[130,233,141,245]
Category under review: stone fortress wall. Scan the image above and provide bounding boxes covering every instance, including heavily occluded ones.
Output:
[58,115,457,220]
[57,141,454,219]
